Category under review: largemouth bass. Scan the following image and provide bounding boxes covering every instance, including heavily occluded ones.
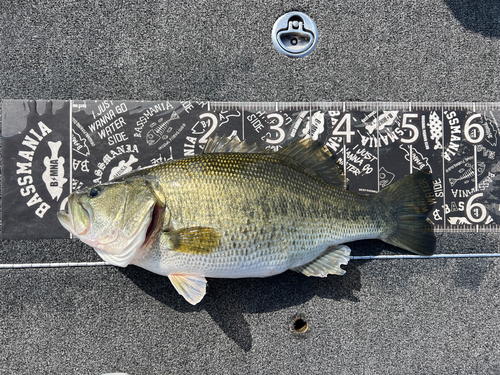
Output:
[57,136,436,304]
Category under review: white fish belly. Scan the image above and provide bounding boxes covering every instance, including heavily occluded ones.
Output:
[134,228,375,278]
[137,245,323,278]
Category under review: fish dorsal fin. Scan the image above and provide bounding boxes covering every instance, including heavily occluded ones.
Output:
[278,138,344,188]
[168,274,207,305]
[292,245,351,277]
[203,135,271,154]
[162,227,220,254]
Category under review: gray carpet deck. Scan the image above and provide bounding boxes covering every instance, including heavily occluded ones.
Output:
[1,1,500,374]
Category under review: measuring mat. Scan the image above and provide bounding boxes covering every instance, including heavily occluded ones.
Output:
[2,100,500,239]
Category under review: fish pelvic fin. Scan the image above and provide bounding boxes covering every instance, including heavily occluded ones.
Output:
[163,227,220,254]
[378,170,436,256]
[168,274,207,305]
[292,245,351,277]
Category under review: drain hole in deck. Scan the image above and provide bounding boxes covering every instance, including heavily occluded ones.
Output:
[292,317,309,333]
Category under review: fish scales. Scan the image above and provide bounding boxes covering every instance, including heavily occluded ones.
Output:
[132,151,385,278]
[58,136,435,304]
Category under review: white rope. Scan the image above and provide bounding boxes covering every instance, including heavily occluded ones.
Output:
[350,253,500,260]
[0,261,111,269]
[0,254,499,269]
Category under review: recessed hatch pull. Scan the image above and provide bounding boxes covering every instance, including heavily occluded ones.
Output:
[272,12,318,58]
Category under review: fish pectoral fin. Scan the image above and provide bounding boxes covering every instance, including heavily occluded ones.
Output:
[292,245,351,277]
[162,227,220,254]
[168,274,207,305]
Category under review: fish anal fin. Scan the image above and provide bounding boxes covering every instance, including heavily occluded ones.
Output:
[292,245,351,277]
[278,138,344,188]
[163,226,220,254]
[168,274,207,305]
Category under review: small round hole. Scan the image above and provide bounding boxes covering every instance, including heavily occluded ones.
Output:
[291,38,298,45]
[292,317,309,333]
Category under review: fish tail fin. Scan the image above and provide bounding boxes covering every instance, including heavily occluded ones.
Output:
[378,170,436,256]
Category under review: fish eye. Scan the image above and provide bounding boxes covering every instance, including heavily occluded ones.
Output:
[89,186,102,198]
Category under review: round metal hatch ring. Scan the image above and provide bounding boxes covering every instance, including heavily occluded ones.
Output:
[272,12,318,58]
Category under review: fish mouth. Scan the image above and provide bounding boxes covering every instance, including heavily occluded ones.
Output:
[140,203,164,250]
[57,210,73,232]
[57,196,91,236]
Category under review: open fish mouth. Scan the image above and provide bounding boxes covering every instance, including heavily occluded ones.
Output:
[140,203,164,250]
[57,195,164,267]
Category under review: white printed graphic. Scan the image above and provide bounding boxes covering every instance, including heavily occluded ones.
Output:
[484,117,498,147]
[330,113,355,144]
[289,111,308,139]
[448,217,472,225]
[72,129,90,157]
[146,111,180,146]
[108,155,139,181]
[477,144,496,159]
[449,162,485,187]
[433,208,443,221]
[150,150,174,165]
[465,192,488,224]
[228,130,239,139]
[304,111,325,140]
[42,141,68,200]
[427,111,443,150]
[399,145,433,173]
[198,113,219,144]
[379,167,395,188]
[264,113,286,144]
[219,110,241,126]
[365,111,398,134]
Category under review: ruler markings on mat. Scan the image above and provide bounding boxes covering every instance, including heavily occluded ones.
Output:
[2,100,500,241]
